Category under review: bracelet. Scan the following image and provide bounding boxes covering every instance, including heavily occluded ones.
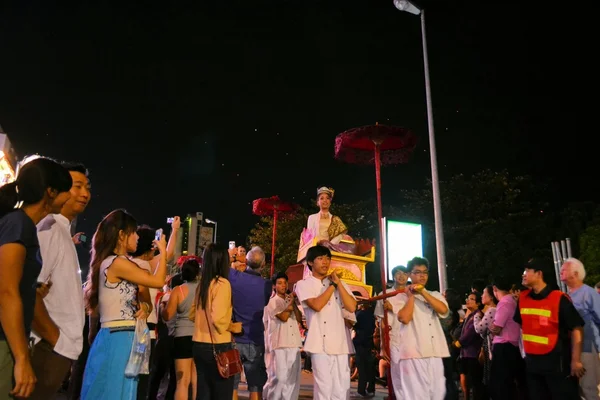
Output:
[330,282,338,289]
[141,302,150,313]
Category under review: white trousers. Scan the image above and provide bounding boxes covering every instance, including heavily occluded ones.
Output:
[311,353,350,400]
[580,346,600,400]
[391,357,445,400]
[262,348,301,400]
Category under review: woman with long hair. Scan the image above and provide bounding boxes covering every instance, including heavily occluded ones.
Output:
[81,209,169,400]
[0,157,72,398]
[474,285,498,391]
[163,257,201,400]
[454,292,485,400]
[192,243,241,400]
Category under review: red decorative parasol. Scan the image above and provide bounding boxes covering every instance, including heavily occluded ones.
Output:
[176,255,202,267]
[252,196,298,276]
[335,122,416,398]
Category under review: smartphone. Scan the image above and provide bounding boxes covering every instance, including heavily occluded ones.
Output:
[80,234,87,243]
[155,228,163,241]
[229,241,236,250]
[167,217,174,223]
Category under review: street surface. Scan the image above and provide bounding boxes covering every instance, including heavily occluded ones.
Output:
[236,371,390,399]
[56,371,391,399]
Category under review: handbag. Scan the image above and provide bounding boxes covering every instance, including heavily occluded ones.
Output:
[204,302,242,379]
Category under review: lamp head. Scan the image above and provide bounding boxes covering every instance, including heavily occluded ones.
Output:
[393,0,421,15]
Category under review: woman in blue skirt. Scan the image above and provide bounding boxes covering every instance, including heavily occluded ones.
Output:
[81,209,169,399]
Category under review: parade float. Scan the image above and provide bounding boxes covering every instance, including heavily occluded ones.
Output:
[283,123,417,397]
[296,229,377,298]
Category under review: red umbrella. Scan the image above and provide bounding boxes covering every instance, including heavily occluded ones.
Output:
[252,196,298,276]
[335,122,416,397]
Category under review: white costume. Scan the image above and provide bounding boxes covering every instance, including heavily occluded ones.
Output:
[390,291,450,400]
[295,275,356,400]
[375,290,401,357]
[374,291,384,320]
[306,212,344,244]
[262,295,302,400]
[342,309,357,353]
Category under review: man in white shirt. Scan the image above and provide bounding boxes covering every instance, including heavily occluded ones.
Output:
[294,245,357,400]
[374,265,409,396]
[30,162,91,399]
[375,265,409,321]
[392,257,450,400]
[263,272,303,400]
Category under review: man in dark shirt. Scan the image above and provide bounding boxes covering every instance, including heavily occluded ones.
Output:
[228,246,272,400]
[353,296,376,397]
[514,258,585,400]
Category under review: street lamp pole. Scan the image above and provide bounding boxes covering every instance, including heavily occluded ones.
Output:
[420,9,447,293]
[394,0,447,292]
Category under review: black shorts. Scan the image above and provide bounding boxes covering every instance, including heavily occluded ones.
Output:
[173,336,193,359]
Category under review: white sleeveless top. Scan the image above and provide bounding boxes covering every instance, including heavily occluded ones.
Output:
[99,255,139,323]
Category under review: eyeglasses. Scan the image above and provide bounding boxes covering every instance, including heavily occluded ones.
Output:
[411,270,429,276]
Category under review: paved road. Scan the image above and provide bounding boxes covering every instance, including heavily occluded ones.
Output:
[57,371,391,399]
[236,371,390,399]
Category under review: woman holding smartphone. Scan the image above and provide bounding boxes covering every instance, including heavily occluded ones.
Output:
[81,209,169,400]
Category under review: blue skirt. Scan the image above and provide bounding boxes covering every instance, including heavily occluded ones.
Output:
[81,327,138,400]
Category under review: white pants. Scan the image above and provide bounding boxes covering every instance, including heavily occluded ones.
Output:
[580,346,600,400]
[311,353,350,400]
[262,348,301,400]
[391,357,445,400]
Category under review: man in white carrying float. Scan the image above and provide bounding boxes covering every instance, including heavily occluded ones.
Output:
[294,245,357,400]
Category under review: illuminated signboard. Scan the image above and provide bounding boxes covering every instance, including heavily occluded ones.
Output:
[385,220,423,281]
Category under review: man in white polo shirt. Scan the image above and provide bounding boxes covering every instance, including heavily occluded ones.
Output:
[263,272,303,400]
[30,162,91,399]
[392,257,450,400]
[295,245,357,400]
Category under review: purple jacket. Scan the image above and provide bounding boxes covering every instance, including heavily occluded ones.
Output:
[459,310,483,359]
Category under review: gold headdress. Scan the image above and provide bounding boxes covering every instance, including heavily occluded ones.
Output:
[317,186,335,198]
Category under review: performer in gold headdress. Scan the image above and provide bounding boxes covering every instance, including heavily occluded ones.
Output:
[306,187,353,252]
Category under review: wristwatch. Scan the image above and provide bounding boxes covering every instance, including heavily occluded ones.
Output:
[330,282,338,289]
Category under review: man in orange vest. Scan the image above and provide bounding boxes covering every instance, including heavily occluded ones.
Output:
[514,258,585,400]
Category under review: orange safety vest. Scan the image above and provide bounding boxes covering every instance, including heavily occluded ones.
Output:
[519,289,563,355]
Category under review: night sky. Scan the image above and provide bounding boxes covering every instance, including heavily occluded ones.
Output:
[0,1,592,247]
